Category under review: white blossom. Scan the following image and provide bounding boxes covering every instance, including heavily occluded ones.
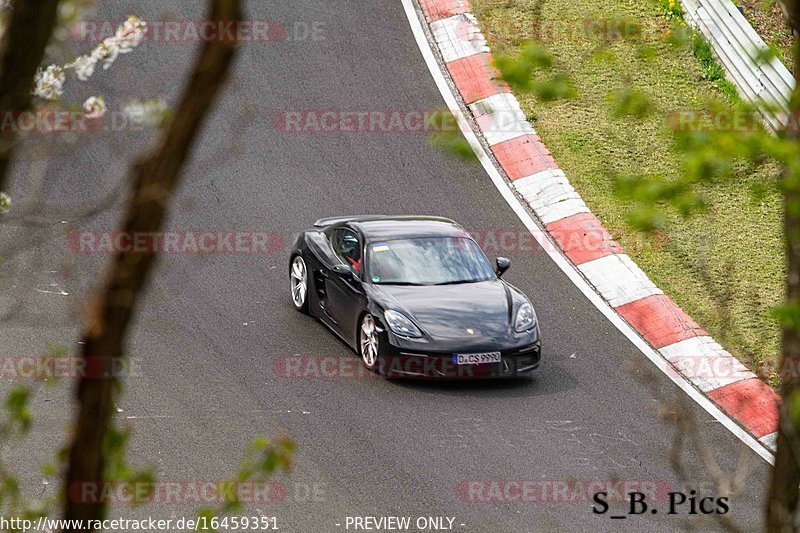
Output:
[0,192,11,214]
[114,16,147,52]
[83,96,107,119]
[62,15,147,85]
[31,15,146,110]
[123,98,167,127]
[32,65,65,100]
[92,16,146,70]
[69,54,97,81]
[95,39,121,69]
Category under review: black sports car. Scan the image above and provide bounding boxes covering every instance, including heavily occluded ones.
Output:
[289,216,541,379]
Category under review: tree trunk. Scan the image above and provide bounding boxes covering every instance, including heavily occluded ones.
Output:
[767,1,800,531]
[0,0,61,195]
[61,1,242,529]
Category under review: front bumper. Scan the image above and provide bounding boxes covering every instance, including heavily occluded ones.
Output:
[376,336,541,380]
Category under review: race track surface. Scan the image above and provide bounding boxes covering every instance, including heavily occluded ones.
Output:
[0,1,769,531]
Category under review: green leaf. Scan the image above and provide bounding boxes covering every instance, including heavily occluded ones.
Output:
[429,131,476,161]
[665,22,691,48]
[772,301,800,329]
[534,73,577,102]
[494,41,553,93]
[787,389,800,427]
[608,87,654,118]
[5,386,32,434]
[627,206,668,232]
[753,45,778,65]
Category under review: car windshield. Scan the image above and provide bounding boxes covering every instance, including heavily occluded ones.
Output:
[366,237,496,285]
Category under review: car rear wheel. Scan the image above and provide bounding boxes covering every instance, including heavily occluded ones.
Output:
[290,256,309,313]
[359,314,381,371]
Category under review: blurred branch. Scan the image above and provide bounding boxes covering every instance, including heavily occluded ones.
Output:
[767,0,800,530]
[60,0,243,528]
[0,0,61,194]
[632,359,749,532]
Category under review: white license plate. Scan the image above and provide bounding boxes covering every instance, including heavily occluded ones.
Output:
[453,352,501,365]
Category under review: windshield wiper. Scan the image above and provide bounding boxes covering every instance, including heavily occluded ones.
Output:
[378,281,425,286]
[432,279,475,286]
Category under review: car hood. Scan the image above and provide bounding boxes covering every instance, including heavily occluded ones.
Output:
[369,280,513,339]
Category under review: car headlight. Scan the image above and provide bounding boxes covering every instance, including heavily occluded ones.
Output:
[514,302,537,332]
[384,310,422,338]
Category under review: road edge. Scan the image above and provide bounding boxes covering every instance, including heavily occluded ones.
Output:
[402,0,778,463]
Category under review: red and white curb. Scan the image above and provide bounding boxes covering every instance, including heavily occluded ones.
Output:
[409,0,779,456]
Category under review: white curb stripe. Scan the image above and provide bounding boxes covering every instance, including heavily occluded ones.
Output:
[578,254,663,308]
[660,336,756,392]
[521,180,581,211]
[402,0,774,464]
[513,168,570,191]
[512,169,590,224]
[759,432,778,451]
[536,198,592,225]
[468,93,535,145]
[430,14,489,63]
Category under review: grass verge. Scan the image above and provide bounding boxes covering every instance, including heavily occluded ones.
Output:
[470,0,785,385]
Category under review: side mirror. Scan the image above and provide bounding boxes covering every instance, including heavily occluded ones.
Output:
[332,263,357,280]
[495,257,511,277]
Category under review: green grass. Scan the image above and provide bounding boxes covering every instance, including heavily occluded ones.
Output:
[471,0,785,384]
[690,33,740,102]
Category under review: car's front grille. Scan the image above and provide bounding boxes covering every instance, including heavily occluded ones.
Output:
[391,344,540,378]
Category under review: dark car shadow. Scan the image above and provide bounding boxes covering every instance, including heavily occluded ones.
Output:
[391,374,536,392]
[386,366,576,400]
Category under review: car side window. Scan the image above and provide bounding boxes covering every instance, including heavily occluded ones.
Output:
[333,229,363,274]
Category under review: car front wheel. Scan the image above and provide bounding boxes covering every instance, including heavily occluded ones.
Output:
[359,314,381,371]
[290,255,309,313]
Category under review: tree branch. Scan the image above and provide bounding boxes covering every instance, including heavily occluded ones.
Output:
[0,0,61,194]
[61,0,243,528]
[766,1,800,531]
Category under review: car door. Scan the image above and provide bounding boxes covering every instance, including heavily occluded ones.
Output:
[325,227,366,344]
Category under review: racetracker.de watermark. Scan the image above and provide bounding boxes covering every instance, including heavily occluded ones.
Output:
[665,354,753,383]
[456,480,674,503]
[68,481,325,505]
[0,355,143,379]
[666,108,763,133]
[0,109,168,135]
[72,19,325,43]
[456,18,661,44]
[273,110,460,133]
[273,355,499,380]
[70,481,286,505]
[468,228,668,255]
[69,231,285,254]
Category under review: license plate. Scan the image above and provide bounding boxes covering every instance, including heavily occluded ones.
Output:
[453,352,501,365]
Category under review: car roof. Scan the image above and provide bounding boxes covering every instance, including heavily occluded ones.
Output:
[348,216,468,241]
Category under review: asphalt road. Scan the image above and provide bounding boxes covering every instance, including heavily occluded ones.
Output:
[0,1,771,532]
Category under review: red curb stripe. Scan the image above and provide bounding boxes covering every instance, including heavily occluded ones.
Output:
[707,378,779,438]
[491,134,558,181]
[616,294,708,349]
[420,1,779,452]
[546,212,623,265]
[446,53,508,105]
[420,0,472,22]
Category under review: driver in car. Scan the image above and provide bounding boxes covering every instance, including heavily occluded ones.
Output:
[340,233,362,273]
